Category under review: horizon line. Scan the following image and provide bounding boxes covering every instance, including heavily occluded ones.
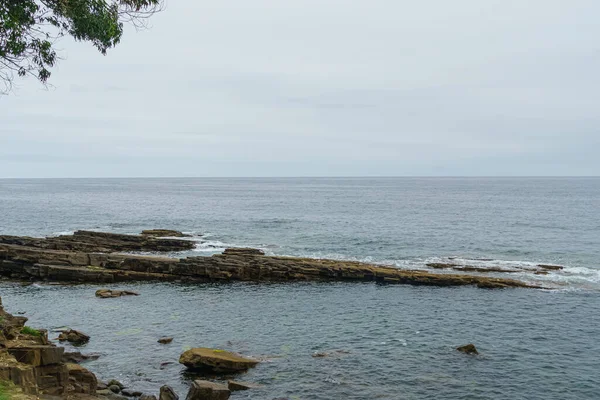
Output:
[1,176,599,180]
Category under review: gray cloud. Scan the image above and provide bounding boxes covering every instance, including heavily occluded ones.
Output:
[1,0,599,177]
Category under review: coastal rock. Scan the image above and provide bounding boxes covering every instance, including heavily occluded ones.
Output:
[160,385,179,400]
[96,289,140,298]
[538,264,563,271]
[456,344,479,355]
[0,232,541,289]
[67,363,97,394]
[58,329,90,345]
[62,351,100,364]
[122,388,144,397]
[141,229,190,238]
[110,385,122,393]
[222,248,265,256]
[186,380,230,400]
[179,348,259,372]
[140,395,158,400]
[158,337,174,344]
[107,379,125,389]
[227,380,260,391]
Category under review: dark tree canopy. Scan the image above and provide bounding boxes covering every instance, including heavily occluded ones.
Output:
[0,0,161,92]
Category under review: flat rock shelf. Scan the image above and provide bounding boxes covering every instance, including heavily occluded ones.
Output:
[0,231,540,289]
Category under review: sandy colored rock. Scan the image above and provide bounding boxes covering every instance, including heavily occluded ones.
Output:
[67,363,97,394]
[186,380,230,400]
[179,348,259,372]
[456,344,479,355]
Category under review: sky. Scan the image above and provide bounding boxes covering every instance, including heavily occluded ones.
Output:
[1,0,599,178]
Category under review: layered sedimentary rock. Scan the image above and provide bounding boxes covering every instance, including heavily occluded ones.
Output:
[179,348,259,372]
[0,297,96,396]
[0,231,540,289]
[0,230,194,253]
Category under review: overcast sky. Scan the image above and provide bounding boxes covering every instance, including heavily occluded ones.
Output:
[1,0,599,177]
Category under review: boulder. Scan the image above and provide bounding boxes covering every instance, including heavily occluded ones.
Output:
[186,380,230,400]
[456,344,479,355]
[67,363,97,394]
[160,385,179,400]
[227,380,260,391]
[96,289,140,298]
[107,379,125,389]
[179,348,259,373]
[110,385,122,393]
[158,337,173,344]
[140,395,158,400]
[58,330,90,345]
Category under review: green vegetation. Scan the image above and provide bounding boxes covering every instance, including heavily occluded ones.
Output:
[0,0,162,92]
[20,326,41,337]
[0,381,14,400]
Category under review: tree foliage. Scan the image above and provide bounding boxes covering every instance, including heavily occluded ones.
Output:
[0,0,161,92]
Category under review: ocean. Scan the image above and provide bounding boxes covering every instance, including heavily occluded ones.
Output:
[0,177,599,399]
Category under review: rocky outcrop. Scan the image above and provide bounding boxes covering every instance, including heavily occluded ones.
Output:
[0,230,194,253]
[0,297,70,396]
[66,363,97,394]
[58,330,90,345]
[158,337,173,344]
[186,380,230,400]
[0,231,541,289]
[456,344,479,355]
[179,348,259,372]
[141,230,190,238]
[95,289,140,298]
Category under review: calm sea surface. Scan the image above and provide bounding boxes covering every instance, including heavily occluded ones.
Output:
[0,178,599,399]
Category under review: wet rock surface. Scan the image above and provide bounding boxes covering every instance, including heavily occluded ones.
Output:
[457,344,479,355]
[96,289,140,298]
[58,330,90,345]
[0,231,540,289]
[179,348,259,372]
[158,337,173,344]
[186,380,230,400]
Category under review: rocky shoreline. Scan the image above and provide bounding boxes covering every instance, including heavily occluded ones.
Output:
[0,229,540,399]
[0,230,540,289]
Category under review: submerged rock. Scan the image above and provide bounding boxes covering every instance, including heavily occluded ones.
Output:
[186,380,230,400]
[456,344,479,355]
[179,348,259,372]
[58,329,90,345]
[96,289,140,298]
[107,380,125,390]
[62,351,100,364]
[160,385,179,400]
[227,380,260,391]
[158,337,174,344]
[222,248,265,256]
